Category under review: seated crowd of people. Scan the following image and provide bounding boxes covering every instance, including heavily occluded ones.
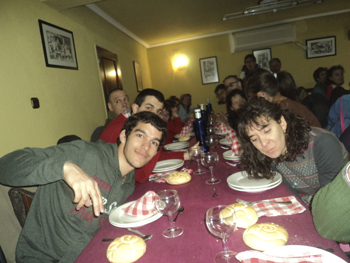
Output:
[1,53,350,262]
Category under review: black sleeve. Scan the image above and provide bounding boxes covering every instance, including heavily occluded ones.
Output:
[313,133,348,187]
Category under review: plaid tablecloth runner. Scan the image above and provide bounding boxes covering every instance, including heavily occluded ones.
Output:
[251,196,306,217]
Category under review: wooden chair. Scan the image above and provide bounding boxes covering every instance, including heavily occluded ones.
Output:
[8,188,35,228]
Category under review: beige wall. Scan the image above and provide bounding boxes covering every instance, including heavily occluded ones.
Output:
[148,12,350,113]
[0,1,151,262]
[0,0,152,157]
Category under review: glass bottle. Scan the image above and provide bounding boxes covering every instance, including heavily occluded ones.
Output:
[193,109,209,152]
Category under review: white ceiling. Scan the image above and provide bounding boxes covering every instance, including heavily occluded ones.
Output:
[42,0,350,48]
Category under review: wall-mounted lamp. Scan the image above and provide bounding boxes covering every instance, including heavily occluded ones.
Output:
[294,41,309,51]
[173,55,188,71]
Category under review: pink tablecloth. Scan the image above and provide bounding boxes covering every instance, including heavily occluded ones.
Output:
[75,144,349,263]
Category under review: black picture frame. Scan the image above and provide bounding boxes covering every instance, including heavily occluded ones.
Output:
[253,48,271,71]
[306,36,336,59]
[133,61,143,92]
[199,56,219,85]
[39,19,78,70]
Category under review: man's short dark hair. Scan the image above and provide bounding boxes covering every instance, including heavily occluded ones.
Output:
[313,67,328,82]
[134,89,164,107]
[117,111,167,149]
[223,75,239,83]
[108,88,124,103]
[215,83,226,94]
[244,54,256,62]
[245,68,279,99]
[269,58,281,65]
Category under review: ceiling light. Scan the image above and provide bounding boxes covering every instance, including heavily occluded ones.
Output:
[222,0,323,21]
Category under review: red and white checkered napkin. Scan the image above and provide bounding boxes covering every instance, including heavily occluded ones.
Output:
[251,196,306,217]
[216,122,228,133]
[149,169,193,183]
[180,124,192,136]
[123,191,158,216]
[236,250,323,263]
[226,129,241,156]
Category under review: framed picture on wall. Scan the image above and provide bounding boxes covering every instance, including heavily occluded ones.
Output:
[133,61,143,92]
[38,20,78,70]
[306,36,336,59]
[199,56,219,85]
[253,48,271,70]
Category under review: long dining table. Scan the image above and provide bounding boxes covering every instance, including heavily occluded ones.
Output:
[75,142,349,263]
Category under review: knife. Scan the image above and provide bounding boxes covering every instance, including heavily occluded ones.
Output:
[149,174,170,182]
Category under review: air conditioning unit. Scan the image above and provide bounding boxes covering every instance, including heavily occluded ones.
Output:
[229,24,296,53]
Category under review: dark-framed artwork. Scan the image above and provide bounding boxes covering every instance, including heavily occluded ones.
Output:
[38,20,78,70]
[253,48,271,71]
[133,61,143,92]
[199,56,219,85]
[306,36,336,59]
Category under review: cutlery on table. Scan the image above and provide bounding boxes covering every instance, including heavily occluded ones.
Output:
[102,228,153,242]
[173,206,184,222]
[221,146,229,150]
[226,161,240,167]
[236,198,292,206]
[149,168,186,182]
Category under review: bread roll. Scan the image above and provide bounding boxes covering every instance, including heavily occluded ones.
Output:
[220,203,258,229]
[106,235,146,263]
[243,223,288,251]
[166,171,191,185]
[178,135,190,141]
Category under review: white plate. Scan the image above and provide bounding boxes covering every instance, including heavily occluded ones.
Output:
[219,138,232,146]
[164,141,190,150]
[174,132,194,139]
[215,131,227,136]
[228,178,282,193]
[264,245,347,263]
[223,150,241,161]
[152,159,184,173]
[227,171,282,189]
[109,201,162,228]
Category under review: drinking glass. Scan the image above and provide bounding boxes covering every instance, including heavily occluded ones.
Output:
[155,189,183,238]
[207,125,215,135]
[189,146,206,175]
[206,205,237,263]
[205,134,219,151]
[201,152,220,184]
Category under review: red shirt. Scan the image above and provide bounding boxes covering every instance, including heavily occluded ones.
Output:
[99,114,184,183]
[165,117,184,144]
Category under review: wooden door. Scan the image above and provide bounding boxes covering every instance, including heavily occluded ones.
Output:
[96,46,123,109]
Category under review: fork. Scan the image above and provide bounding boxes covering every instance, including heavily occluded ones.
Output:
[102,228,153,242]
[236,198,292,206]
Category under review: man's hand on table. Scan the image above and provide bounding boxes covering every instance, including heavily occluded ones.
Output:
[184,141,200,160]
[63,162,104,216]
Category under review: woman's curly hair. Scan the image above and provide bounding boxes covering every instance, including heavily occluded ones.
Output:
[236,97,311,179]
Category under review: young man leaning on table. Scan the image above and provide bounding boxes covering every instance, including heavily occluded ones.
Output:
[99,88,192,184]
[0,111,167,263]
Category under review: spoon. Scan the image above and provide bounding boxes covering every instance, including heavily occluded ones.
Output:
[173,206,184,222]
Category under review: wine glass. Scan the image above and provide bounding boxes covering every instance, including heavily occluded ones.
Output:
[201,152,220,184]
[189,146,206,175]
[206,205,237,263]
[207,125,215,135]
[155,189,183,238]
[205,134,219,151]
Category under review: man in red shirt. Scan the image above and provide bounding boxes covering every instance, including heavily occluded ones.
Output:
[99,89,189,184]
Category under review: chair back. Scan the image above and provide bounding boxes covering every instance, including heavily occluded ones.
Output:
[8,188,35,228]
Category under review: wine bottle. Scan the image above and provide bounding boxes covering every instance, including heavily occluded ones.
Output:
[193,109,209,152]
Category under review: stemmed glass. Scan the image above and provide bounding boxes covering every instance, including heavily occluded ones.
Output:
[205,134,219,151]
[155,189,183,238]
[206,205,237,263]
[189,146,206,175]
[201,152,220,184]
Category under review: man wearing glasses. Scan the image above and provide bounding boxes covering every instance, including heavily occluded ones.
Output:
[223,75,243,93]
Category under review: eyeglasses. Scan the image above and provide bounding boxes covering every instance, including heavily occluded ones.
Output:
[225,82,237,88]
[245,59,255,64]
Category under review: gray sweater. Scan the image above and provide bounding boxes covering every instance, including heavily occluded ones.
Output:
[0,140,135,262]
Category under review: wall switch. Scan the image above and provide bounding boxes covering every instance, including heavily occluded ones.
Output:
[31,97,40,109]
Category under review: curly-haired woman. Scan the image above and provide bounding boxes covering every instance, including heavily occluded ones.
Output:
[237,97,348,203]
